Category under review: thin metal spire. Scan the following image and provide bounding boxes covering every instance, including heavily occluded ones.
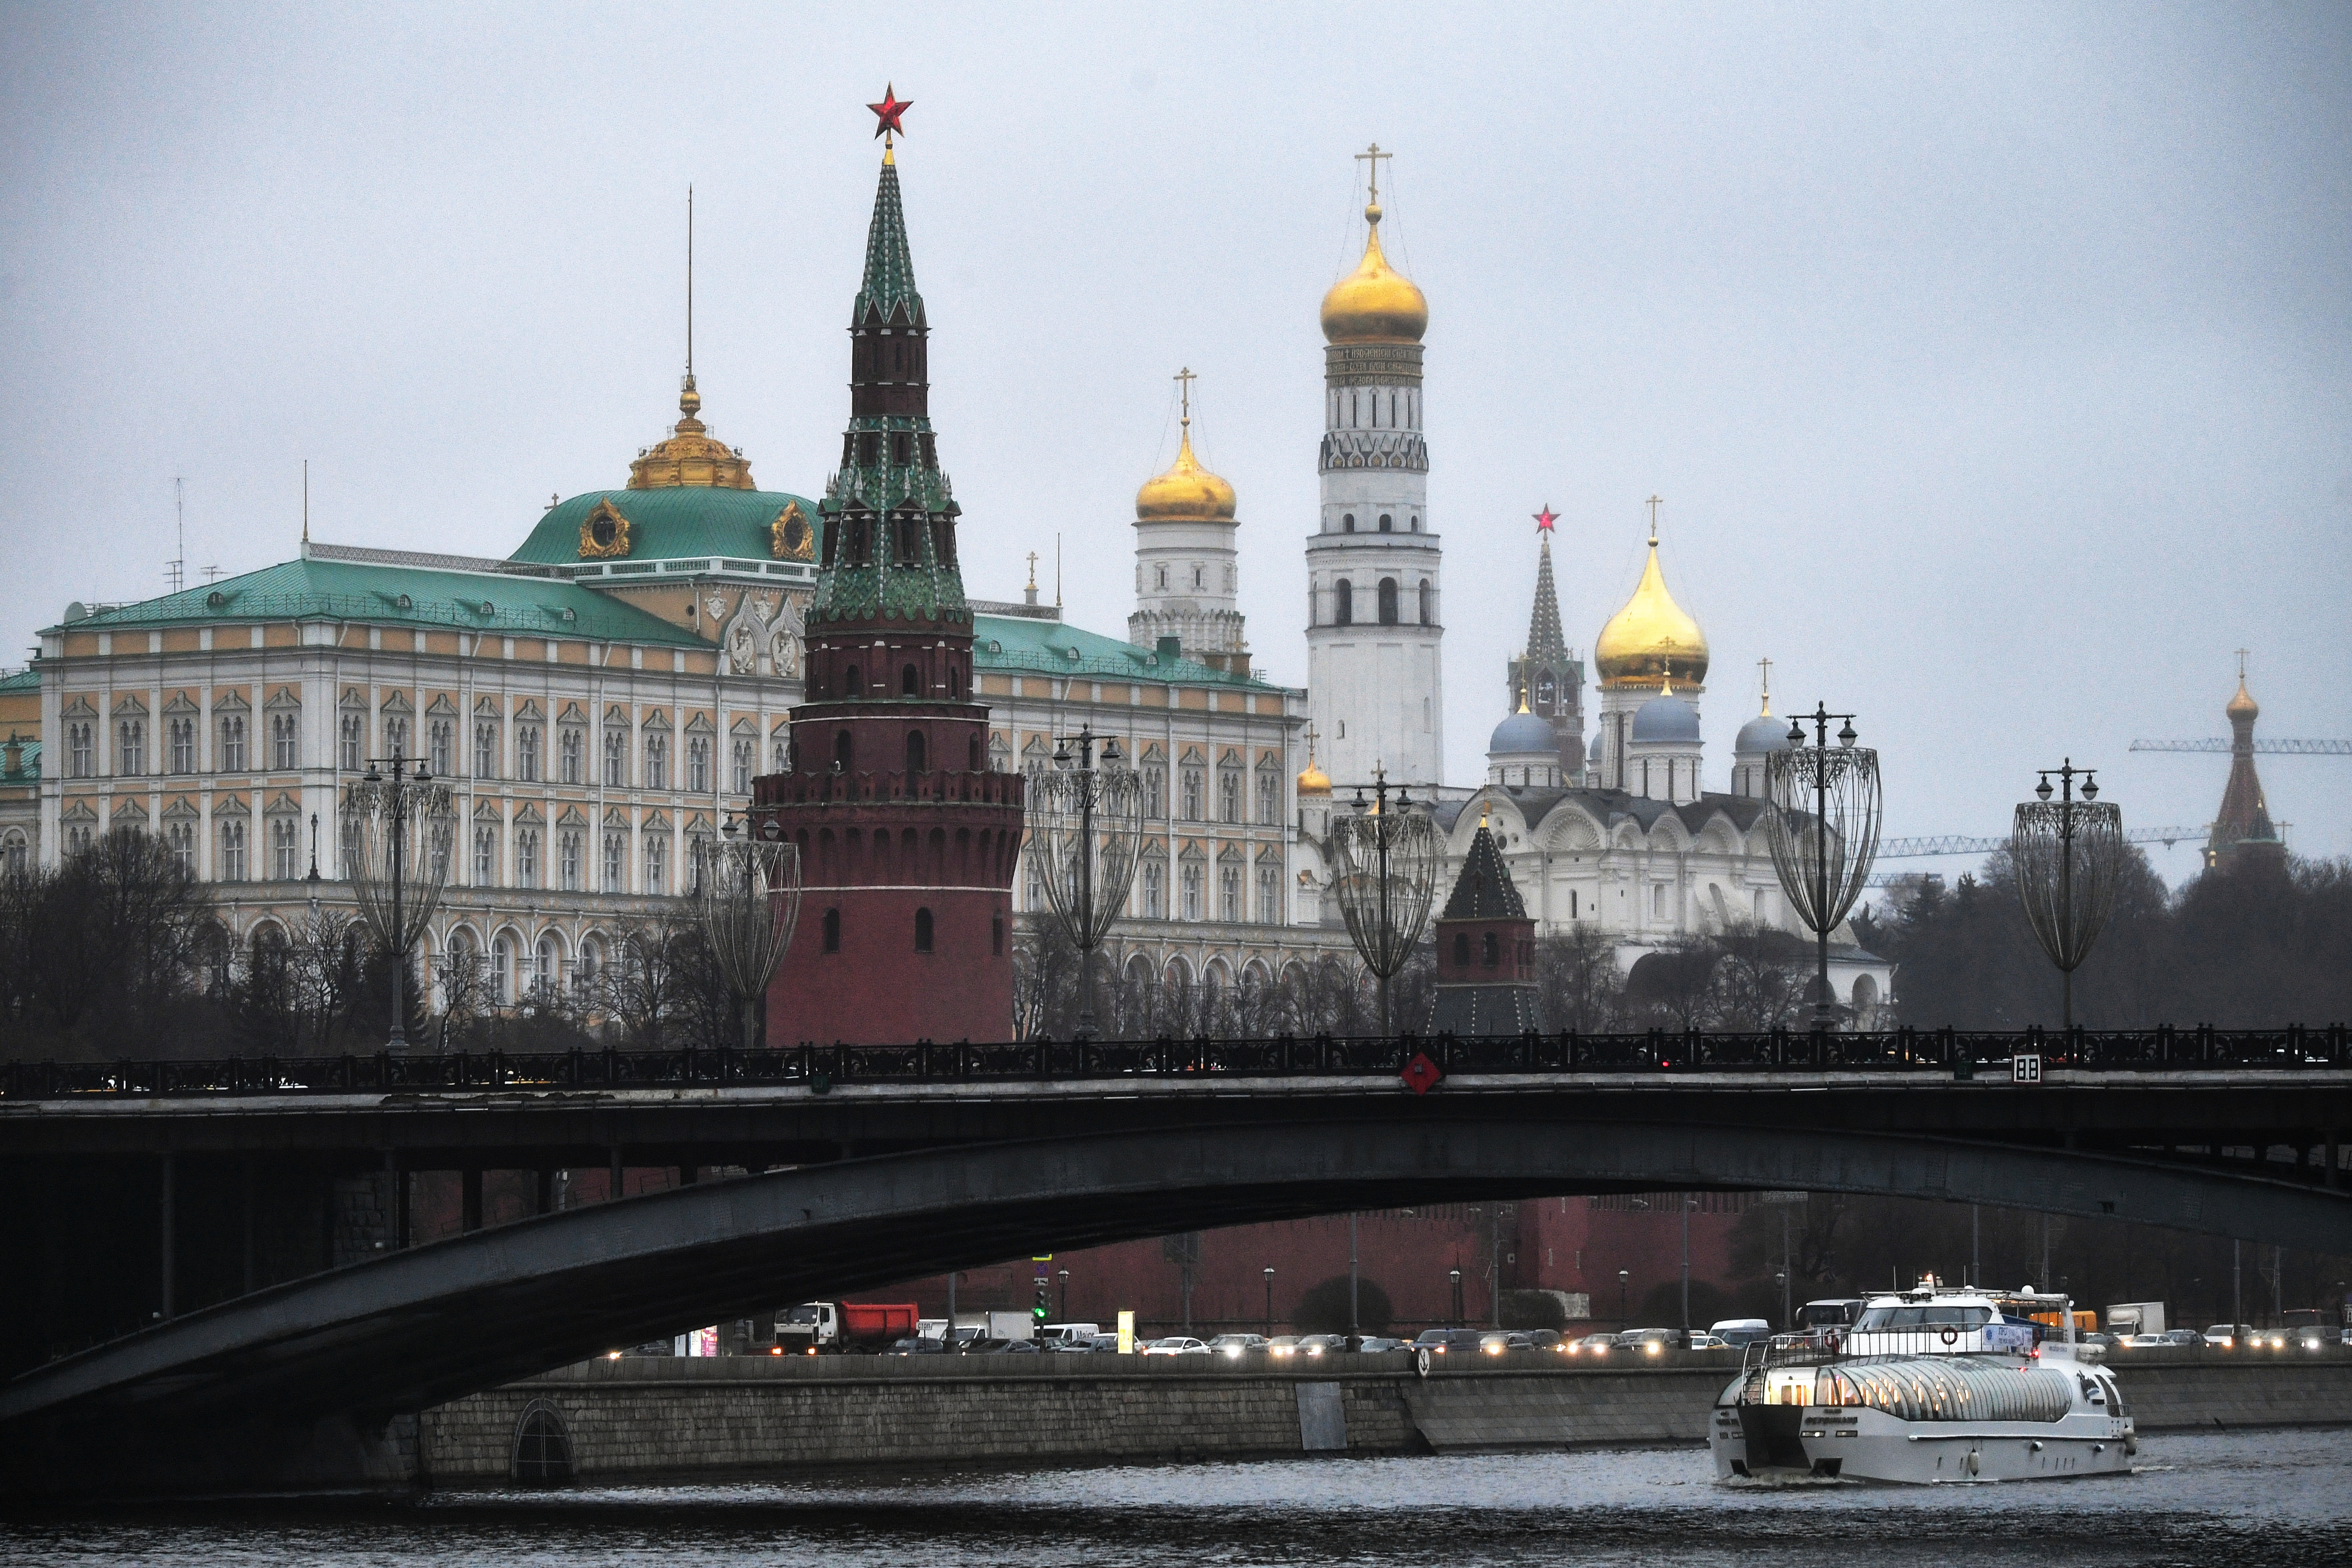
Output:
[686,183,694,379]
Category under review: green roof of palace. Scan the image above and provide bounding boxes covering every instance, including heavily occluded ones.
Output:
[972,613,1290,692]
[0,669,38,694]
[509,487,826,569]
[46,556,710,648]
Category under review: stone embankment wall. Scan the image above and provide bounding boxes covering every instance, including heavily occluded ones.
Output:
[419,1350,2352,1485]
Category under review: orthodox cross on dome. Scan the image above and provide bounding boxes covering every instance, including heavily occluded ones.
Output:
[1645,494,1664,540]
[1757,655,1773,716]
[2236,647,2250,681]
[1354,142,1393,206]
[1174,365,1197,427]
[1026,551,1039,592]
[868,83,912,155]
[1533,505,1557,533]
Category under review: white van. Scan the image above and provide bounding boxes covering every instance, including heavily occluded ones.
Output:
[1708,1318,1773,1348]
[1038,1321,1102,1350]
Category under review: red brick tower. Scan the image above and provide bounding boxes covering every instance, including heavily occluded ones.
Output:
[752,112,1024,1045]
[1428,814,1540,1033]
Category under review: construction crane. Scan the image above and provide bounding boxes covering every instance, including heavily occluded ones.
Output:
[1877,827,2205,859]
[2130,738,2352,755]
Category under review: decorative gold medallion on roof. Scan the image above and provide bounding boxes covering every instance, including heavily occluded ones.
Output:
[1595,534,1709,688]
[578,497,633,559]
[771,500,814,561]
[627,376,757,490]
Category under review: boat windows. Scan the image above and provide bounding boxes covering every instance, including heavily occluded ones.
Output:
[1856,1305,1992,1331]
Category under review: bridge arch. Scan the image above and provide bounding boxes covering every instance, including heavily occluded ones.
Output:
[5,1115,2343,1441]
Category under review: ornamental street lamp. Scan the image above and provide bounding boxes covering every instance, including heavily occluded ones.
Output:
[2011,760,2124,1029]
[1059,1268,1070,1320]
[1328,767,1441,1036]
[1023,726,1143,1039]
[340,751,454,1054]
[1618,1269,1631,1331]
[1263,1266,1276,1337]
[691,815,804,1049]
[1764,704,1884,1029]
[1450,1266,1465,1328]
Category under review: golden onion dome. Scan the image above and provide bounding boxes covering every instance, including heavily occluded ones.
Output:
[1296,757,1332,796]
[1595,536,1709,688]
[1135,422,1237,522]
[628,376,756,490]
[2226,674,2259,721]
[1320,204,1428,345]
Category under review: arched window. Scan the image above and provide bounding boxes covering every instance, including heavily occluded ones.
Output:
[833,730,853,771]
[1452,932,1470,967]
[1335,579,1353,626]
[512,1402,572,1485]
[841,664,860,698]
[967,735,980,770]
[1418,580,1434,625]
[906,730,927,773]
[1342,513,1356,533]
[1481,931,1500,967]
[822,907,841,953]
[947,664,963,700]
[1411,514,1420,531]
[914,907,934,953]
[1378,513,1393,532]
[1377,577,1399,624]
[902,663,921,697]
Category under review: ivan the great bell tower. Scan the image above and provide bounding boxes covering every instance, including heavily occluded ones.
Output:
[755,91,1024,1045]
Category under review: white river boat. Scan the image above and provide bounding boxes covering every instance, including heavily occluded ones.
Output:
[1710,1284,2134,1484]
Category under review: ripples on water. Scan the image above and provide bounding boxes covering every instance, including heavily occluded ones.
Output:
[5,1428,2349,1567]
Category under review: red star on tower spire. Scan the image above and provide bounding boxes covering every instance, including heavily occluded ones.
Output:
[868,84,912,142]
[1533,505,1558,533]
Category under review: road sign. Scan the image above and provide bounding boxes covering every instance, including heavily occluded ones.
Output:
[2012,1054,2042,1085]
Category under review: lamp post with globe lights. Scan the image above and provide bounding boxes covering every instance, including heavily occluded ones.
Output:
[690,814,803,1049]
[2011,760,2124,1030]
[1765,704,1884,1030]
[1022,726,1143,1040]
[1329,767,1442,1037]
[340,751,453,1054]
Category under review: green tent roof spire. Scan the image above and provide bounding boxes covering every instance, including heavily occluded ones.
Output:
[854,158,923,327]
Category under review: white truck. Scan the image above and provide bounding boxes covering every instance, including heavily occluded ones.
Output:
[2104,1301,2167,1337]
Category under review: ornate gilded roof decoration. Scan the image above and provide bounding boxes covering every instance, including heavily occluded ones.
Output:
[579,498,633,559]
[1135,368,1237,523]
[627,377,757,491]
[1321,145,1428,346]
[771,500,815,561]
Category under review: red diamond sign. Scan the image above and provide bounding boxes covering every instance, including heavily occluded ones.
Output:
[1401,1053,1444,1096]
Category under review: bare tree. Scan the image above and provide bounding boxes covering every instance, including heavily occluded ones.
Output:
[1533,926,1625,1033]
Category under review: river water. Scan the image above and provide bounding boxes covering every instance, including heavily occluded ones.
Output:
[5,1428,2348,1567]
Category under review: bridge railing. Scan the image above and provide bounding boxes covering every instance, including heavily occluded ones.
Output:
[3,1025,2345,1100]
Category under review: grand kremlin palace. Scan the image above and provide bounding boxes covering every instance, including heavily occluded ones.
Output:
[0,362,1334,1010]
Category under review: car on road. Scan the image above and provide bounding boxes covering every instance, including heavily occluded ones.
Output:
[1476,1331,1532,1357]
[1708,1318,1773,1348]
[1568,1333,1620,1356]
[1412,1328,1489,1359]
[2159,1329,2205,1347]
[1142,1336,1211,1356]
[1266,1336,1304,1359]
[1356,1337,1411,1354]
[2115,1334,2165,1350]
[2291,1326,2343,1350]
[1296,1334,1352,1357]
[1081,1333,1123,1353]
[1684,1333,1729,1350]
[1208,1334,1269,1358]
[2202,1323,2257,1348]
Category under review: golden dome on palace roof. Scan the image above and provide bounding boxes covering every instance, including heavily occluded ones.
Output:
[1595,536,1709,688]
[628,376,756,490]
[1320,204,1428,346]
[1296,757,1332,795]
[1135,422,1237,523]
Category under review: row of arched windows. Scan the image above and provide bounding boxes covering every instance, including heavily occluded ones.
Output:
[817,903,1004,957]
[1338,512,1418,533]
[1327,577,1435,626]
[822,659,967,702]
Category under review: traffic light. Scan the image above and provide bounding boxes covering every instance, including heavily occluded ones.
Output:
[1034,1279,1050,1321]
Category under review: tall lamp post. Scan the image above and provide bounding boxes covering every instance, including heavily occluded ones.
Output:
[2011,760,2124,1029]
[1058,1268,1070,1320]
[1263,1266,1275,1337]
[1328,768,1442,1036]
[1023,726,1143,1040]
[1765,704,1884,1029]
[691,815,804,1048]
[1618,1269,1631,1331]
[1449,1267,1464,1328]
[341,751,453,1054]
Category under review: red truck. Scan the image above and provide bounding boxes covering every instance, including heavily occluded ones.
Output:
[775,1301,919,1354]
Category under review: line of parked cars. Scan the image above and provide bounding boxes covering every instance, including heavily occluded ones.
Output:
[2077,1323,2345,1352]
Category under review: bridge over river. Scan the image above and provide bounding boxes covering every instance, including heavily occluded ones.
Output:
[2,1027,2347,1496]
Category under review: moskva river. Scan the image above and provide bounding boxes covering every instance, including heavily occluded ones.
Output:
[6,1428,2348,1567]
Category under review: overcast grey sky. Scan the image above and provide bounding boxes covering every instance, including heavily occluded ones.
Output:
[4,2,2347,877]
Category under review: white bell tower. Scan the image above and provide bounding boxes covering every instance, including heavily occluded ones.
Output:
[1306,145,1443,789]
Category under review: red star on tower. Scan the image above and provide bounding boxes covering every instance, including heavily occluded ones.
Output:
[868,84,912,140]
[1533,505,1558,533]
